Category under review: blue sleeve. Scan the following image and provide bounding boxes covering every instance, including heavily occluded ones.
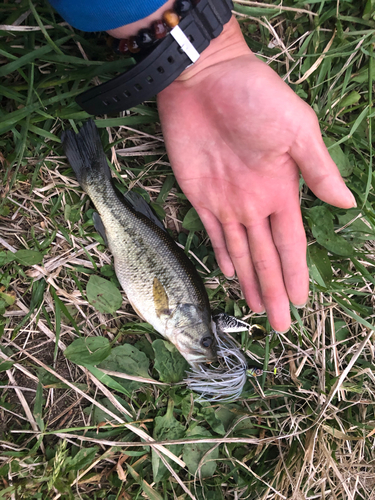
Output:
[48,0,167,32]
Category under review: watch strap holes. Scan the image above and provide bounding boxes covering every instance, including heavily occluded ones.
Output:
[146,75,154,83]
[157,66,165,73]
[123,90,131,98]
[134,83,142,91]
[167,56,175,64]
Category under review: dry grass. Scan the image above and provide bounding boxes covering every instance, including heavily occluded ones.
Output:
[1,1,375,499]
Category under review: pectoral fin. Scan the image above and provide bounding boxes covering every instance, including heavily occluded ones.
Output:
[153,277,170,318]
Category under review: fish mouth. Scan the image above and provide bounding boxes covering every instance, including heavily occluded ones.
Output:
[185,349,217,368]
[175,336,217,366]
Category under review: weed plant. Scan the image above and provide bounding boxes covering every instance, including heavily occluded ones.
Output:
[0,1,375,499]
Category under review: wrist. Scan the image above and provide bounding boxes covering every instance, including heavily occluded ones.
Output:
[76,0,235,114]
[174,16,251,83]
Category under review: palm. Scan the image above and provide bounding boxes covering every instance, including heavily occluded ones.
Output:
[158,51,354,332]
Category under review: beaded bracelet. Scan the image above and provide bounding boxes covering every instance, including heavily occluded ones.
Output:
[108,0,201,56]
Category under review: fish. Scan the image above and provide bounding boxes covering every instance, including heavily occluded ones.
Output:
[61,120,217,367]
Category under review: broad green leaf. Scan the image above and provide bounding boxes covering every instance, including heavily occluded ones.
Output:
[199,404,226,435]
[308,245,332,284]
[14,249,43,266]
[64,337,111,366]
[152,400,185,482]
[337,210,371,234]
[182,207,205,232]
[86,275,122,314]
[0,292,15,306]
[215,406,240,430]
[0,360,14,372]
[336,209,373,244]
[100,264,114,277]
[323,138,353,177]
[339,91,361,108]
[152,339,189,383]
[86,365,132,398]
[233,416,255,433]
[64,204,81,223]
[0,251,15,266]
[98,344,150,391]
[183,426,219,477]
[135,336,155,360]
[306,206,354,257]
[65,447,99,472]
[352,64,375,83]
[37,368,66,389]
[35,368,55,388]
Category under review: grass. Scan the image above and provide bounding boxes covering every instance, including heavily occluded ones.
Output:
[1,0,375,498]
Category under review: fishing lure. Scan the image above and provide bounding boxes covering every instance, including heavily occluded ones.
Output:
[184,313,273,401]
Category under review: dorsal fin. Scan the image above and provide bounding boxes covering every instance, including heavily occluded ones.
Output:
[124,190,166,232]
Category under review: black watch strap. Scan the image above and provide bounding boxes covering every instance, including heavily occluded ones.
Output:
[76,0,233,115]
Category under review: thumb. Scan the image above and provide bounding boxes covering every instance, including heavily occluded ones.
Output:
[290,114,356,209]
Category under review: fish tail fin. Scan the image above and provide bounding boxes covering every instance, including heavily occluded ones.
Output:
[61,119,111,188]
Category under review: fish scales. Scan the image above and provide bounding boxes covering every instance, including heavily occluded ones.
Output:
[86,175,208,323]
[62,120,216,365]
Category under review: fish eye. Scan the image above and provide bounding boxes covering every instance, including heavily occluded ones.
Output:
[201,336,213,348]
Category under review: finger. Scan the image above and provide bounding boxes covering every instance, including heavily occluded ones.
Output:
[247,219,291,332]
[197,209,235,278]
[290,110,356,209]
[222,222,264,313]
[270,200,309,307]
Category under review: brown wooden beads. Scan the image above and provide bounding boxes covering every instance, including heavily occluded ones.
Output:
[110,0,199,56]
[163,9,180,28]
[152,20,168,40]
[128,36,141,53]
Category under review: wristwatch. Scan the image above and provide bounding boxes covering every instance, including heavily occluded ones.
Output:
[75,0,233,115]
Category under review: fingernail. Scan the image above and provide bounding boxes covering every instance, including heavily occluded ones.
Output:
[349,192,357,208]
[293,302,307,309]
[224,274,236,280]
[274,328,290,334]
[257,309,266,314]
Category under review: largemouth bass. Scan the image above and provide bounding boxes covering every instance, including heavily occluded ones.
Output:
[61,120,216,367]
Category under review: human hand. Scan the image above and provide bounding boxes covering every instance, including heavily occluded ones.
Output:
[157,17,356,332]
